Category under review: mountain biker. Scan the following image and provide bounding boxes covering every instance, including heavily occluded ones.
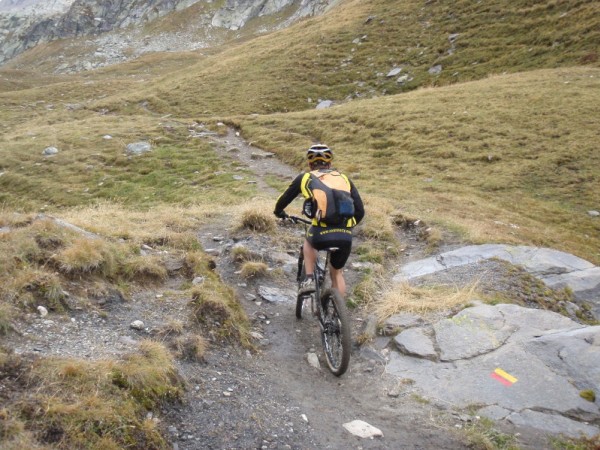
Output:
[273,144,364,297]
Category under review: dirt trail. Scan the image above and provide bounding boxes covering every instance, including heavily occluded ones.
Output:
[160,128,470,449]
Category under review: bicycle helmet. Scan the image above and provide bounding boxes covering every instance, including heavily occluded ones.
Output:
[306,144,333,164]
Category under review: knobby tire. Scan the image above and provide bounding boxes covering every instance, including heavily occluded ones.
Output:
[296,262,307,319]
[320,288,351,376]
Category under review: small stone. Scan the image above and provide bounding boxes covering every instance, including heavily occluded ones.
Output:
[428,65,443,75]
[130,320,144,330]
[250,331,264,340]
[42,147,59,156]
[37,306,48,317]
[125,141,152,155]
[588,210,599,217]
[342,420,383,438]
[386,67,402,77]
[192,276,205,285]
[306,353,320,369]
[316,100,333,109]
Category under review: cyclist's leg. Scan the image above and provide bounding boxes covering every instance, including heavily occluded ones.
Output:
[302,239,317,277]
[329,241,351,297]
[330,267,346,297]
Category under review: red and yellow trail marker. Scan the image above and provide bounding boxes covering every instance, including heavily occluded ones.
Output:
[491,368,518,386]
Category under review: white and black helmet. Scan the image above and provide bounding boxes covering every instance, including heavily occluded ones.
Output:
[306,144,333,164]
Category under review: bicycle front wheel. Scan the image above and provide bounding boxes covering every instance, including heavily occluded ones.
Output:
[319,288,351,376]
[296,260,307,319]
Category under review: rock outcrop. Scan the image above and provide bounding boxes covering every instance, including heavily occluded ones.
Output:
[381,303,600,439]
[0,0,338,67]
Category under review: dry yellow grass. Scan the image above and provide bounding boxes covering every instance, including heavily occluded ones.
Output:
[0,340,182,449]
[55,238,118,274]
[374,281,479,320]
[240,261,269,279]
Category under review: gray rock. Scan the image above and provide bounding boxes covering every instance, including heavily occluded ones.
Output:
[428,65,442,75]
[316,100,333,109]
[448,33,460,43]
[543,266,600,303]
[130,320,144,330]
[384,313,423,331]
[587,210,599,217]
[42,146,59,156]
[524,326,600,394]
[37,306,48,317]
[192,276,205,285]
[477,405,511,421]
[250,151,275,160]
[397,74,413,84]
[507,409,599,438]
[434,305,514,361]
[386,67,402,77]
[306,352,320,369]
[271,251,297,265]
[394,328,437,360]
[257,286,293,303]
[386,304,600,437]
[342,420,383,438]
[126,141,152,155]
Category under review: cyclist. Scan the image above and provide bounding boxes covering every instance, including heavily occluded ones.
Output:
[274,144,364,297]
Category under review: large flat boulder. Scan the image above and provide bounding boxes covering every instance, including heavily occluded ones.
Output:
[385,304,600,438]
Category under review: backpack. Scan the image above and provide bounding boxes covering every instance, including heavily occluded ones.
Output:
[301,170,355,225]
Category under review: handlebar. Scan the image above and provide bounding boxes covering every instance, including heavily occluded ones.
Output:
[280,214,312,225]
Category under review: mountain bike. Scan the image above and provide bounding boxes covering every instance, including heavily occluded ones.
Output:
[285,215,351,376]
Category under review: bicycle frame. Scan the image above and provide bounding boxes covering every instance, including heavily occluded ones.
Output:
[297,245,330,320]
[285,214,352,376]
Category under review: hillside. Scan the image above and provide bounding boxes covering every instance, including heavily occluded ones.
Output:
[1,0,599,448]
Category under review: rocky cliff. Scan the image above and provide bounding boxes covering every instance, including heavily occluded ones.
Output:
[0,0,337,67]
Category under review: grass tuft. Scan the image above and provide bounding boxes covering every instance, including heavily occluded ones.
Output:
[240,261,269,279]
[579,389,596,403]
[239,209,276,233]
[0,341,182,449]
[374,281,478,319]
[190,277,251,346]
[171,334,208,361]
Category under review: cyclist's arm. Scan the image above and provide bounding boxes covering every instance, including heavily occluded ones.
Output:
[350,181,365,225]
[274,173,304,217]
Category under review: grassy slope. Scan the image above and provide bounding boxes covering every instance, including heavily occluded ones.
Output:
[231,67,600,264]
[91,0,600,116]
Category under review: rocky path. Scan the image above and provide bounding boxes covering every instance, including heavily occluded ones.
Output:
[175,125,600,449]
[159,127,471,449]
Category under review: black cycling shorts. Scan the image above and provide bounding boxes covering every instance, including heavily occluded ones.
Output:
[306,226,353,269]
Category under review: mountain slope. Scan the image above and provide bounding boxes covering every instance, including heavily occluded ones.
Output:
[87,0,600,116]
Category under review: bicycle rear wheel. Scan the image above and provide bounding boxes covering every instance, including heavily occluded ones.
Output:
[319,288,351,376]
